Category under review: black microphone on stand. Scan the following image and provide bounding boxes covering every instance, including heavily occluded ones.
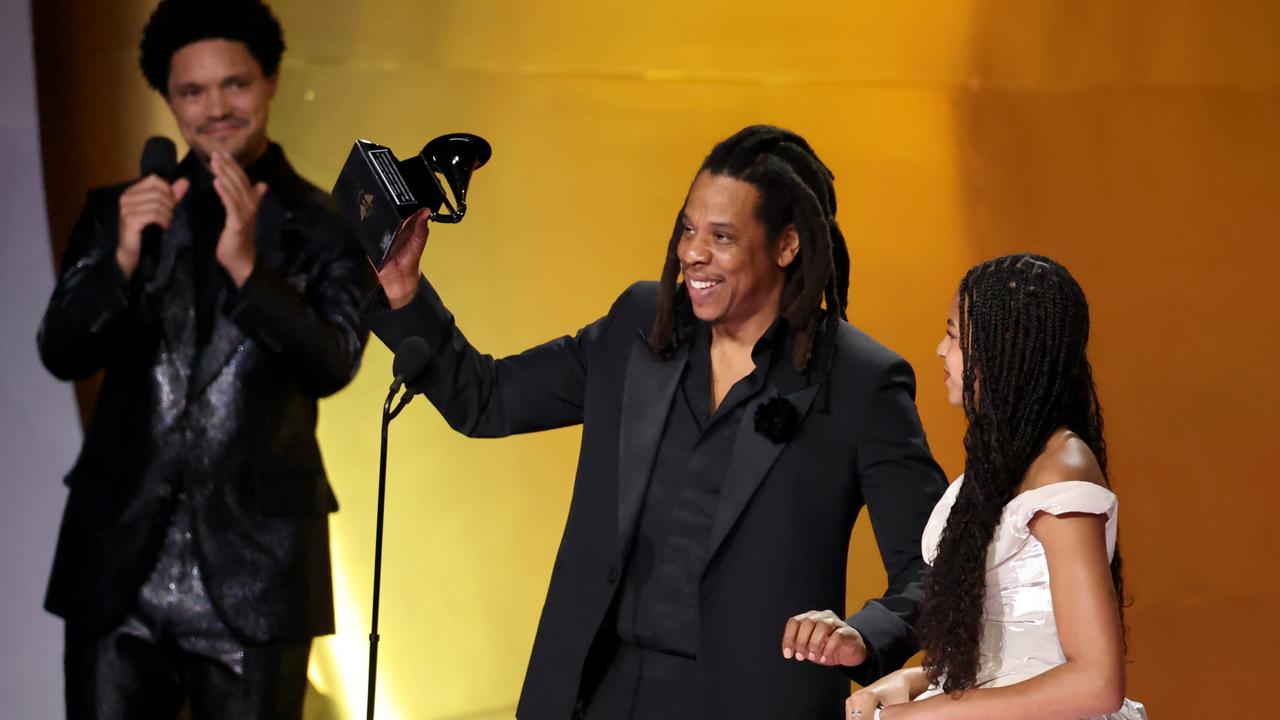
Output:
[138,136,179,282]
[389,336,433,395]
[368,336,433,720]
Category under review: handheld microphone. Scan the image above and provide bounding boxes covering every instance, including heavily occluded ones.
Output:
[140,136,178,179]
[138,136,179,281]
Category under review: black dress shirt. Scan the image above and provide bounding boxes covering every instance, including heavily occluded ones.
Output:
[614,318,789,657]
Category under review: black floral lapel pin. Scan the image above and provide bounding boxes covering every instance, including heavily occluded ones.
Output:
[754,395,801,444]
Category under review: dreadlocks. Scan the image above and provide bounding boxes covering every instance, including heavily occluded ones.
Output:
[917,253,1126,693]
[650,125,850,398]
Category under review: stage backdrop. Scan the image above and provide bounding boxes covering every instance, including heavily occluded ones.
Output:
[0,1,84,718]
[32,1,1280,718]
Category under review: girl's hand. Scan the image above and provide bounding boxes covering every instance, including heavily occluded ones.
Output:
[846,667,919,718]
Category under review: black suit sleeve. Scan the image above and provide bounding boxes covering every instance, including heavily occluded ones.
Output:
[844,356,947,685]
[37,189,138,381]
[225,207,375,398]
[364,277,629,437]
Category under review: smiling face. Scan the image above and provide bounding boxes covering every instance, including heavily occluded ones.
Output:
[677,171,798,334]
[165,38,276,165]
[936,290,965,406]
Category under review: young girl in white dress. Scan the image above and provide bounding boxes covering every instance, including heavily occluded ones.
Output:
[847,254,1148,719]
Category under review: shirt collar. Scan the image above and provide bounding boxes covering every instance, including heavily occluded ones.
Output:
[179,141,286,192]
[754,314,792,371]
[689,313,792,381]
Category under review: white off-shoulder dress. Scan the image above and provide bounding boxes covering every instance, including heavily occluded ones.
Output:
[915,478,1148,719]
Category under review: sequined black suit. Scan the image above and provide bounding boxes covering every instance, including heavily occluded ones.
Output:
[38,145,371,647]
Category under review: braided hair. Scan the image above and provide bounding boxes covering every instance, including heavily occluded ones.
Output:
[650,125,850,396]
[917,253,1126,693]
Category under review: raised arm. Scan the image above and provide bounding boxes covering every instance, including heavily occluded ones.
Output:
[37,182,178,380]
[363,209,627,438]
[226,201,374,397]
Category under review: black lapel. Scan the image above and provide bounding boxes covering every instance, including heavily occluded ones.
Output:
[705,381,820,566]
[149,200,196,405]
[187,309,246,398]
[188,191,287,398]
[617,331,689,558]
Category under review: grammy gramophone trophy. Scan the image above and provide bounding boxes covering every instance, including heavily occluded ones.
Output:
[332,133,492,269]
[332,132,492,719]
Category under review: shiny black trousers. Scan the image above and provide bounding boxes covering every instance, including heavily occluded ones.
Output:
[63,625,311,720]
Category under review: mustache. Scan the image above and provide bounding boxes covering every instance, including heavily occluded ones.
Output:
[197,116,249,133]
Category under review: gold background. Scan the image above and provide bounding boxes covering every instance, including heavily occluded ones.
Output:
[34,1,1280,717]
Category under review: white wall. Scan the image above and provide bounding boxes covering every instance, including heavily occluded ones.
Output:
[0,1,85,716]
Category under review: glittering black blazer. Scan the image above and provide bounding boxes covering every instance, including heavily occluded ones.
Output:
[366,279,947,720]
[38,145,373,644]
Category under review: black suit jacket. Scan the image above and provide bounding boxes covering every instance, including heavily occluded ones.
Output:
[38,146,373,643]
[367,279,946,719]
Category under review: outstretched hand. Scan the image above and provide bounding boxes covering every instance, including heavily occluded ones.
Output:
[780,609,867,666]
[377,208,431,309]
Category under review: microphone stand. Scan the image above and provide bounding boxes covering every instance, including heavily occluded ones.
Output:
[368,382,414,720]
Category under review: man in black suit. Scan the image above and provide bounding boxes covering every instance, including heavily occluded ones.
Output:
[367,125,946,719]
[36,1,371,718]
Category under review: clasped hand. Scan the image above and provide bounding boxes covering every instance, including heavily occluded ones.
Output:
[780,609,867,666]
[846,667,919,719]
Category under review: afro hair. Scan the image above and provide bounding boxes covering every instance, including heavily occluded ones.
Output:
[139,0,285,95]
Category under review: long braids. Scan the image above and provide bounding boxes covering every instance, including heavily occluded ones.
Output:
[917,254,1125,693]
[651,126,849,401]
